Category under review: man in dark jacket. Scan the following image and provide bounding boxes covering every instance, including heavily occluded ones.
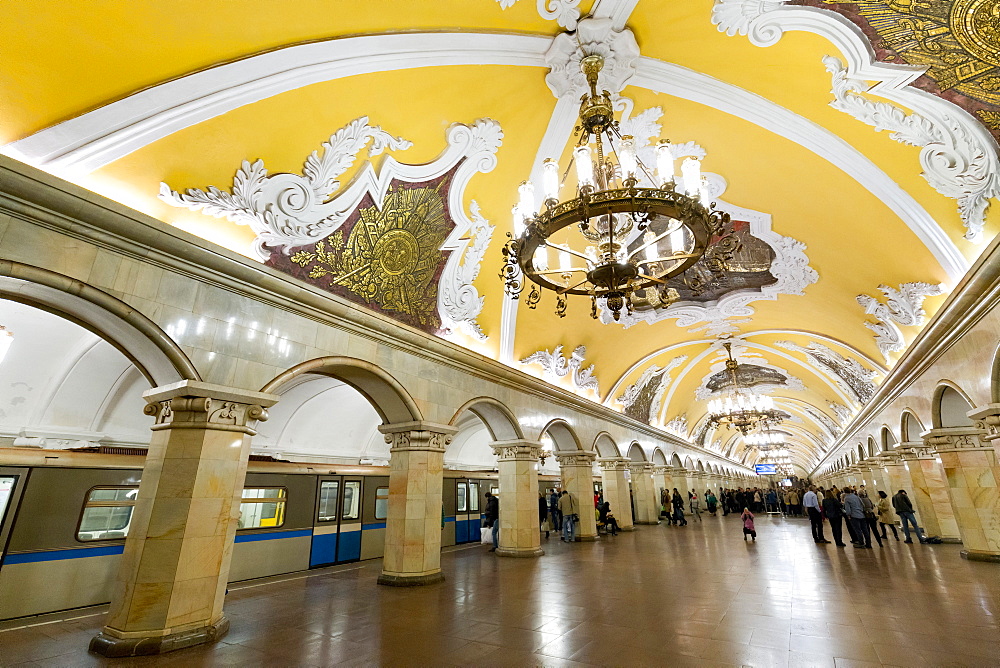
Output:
[892,489,926,544]
[485,492,499,552]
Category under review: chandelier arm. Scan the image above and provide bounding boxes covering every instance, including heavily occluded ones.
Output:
[531,268,587,277]
[557,278,592,294]
[634,252,699,267]
[625,222,684,261]
[545,243,592,262]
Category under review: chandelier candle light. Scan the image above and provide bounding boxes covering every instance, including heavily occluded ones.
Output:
[501,54,736,321]
[705,342,784,435]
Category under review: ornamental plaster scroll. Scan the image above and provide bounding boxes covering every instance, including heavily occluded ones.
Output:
[693,343,804,401]
[774,340,878,404]
[829,402,852,426]
[664,414,689,440]
[519,345,600,395]
[855,282,944,363]
[495,0,582,29]
[616,355,687,425]
[544,16,640,98]
[711,1,1000,241]
[160,117,503,338]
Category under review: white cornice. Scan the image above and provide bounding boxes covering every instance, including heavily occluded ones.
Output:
[3,32,551,173]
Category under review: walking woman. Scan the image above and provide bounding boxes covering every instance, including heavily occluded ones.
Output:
[741,507,756,541]
[860,490,883,547]
[876,490,899,541]
[671,488,688,526]
[822,489,847,547]
[706,489,718,516]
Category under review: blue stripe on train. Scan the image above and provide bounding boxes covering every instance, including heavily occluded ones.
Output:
[338,529,361,561]
[361,522,386,530]
[234,528,312,543]
[3,544,125,564]
[310,532,338,567]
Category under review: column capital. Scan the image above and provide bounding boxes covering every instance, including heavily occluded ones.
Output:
[142,381,279,435]
[379,421,457,452]
[968,404,1000,441]
[653,465,671,475]
[922,426,989,453]
[597,456,630,471]
[628,462,655,474]
[555,450,597,466]
[491,439,543,461]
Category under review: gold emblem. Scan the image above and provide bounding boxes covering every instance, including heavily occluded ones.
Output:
[290,182,450,327]
[821,0,1000,131]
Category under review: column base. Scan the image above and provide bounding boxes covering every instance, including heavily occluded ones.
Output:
[377,570,445,586]
[576,535,597,542]
[961,549,1000,563]
[496,547,544,558]
[619,526,636,531]
[635,520,660,525]
[89,617,229,657]
[941,537,963,544]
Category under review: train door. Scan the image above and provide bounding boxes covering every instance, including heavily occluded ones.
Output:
[309,475,364,567]
[360,475,389,560]
[0,468,26,570]
[455,478,483,544]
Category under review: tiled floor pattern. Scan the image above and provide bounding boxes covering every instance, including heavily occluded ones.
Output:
[2,513,998,667]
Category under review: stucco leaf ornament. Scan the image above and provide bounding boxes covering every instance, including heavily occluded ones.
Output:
[856,282,944,363]
[711,0,790,38]
[494,0,580,28]
[159,116,412,259]
[544,17,640,98]
[520,345,600,395]
[521,345,571,378]
[439,200,493,340]
[824,57,998,242]
[569,345,600,395]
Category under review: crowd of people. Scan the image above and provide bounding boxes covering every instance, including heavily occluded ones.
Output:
[482,482,934,552]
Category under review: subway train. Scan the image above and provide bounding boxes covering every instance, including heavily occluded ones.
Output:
[0,448,590,621]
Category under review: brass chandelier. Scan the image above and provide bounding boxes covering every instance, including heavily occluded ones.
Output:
[500,54,736,322]
[706,343,784,435]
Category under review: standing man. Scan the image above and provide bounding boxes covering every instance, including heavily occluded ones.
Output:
[843,487,871,548]
[558,490,578,542]
[485,491,499,552]
[892,489,927,544]
[803,485,829,544]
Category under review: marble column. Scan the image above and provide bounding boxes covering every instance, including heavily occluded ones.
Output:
[598,458,635,530]
[900,445,961,541]
[630,463,658,524]
[377,421,457,585]
[556,451,598,541]
[672,468,689,497]
[492,440,544,558]
[90,381,278,657]
[925,422,1000,561]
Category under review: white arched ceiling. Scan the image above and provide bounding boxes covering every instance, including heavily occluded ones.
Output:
[0,300,153,447]
[446,411,499,471]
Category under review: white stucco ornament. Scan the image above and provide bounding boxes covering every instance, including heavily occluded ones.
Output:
[160,116,503,339]
[856,282,945,363]
[520,345,600,395]
[711,0,1000,242]
[544,16,640,98]
[495,0,581,29]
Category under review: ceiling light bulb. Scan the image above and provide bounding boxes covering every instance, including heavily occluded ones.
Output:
[669,225,686,255]
[644,231,657,262]
[656,140,674,186]
[575,145,595,188]
[0,326,12,364]
[619,135,638,179]
[542,158,560,201]
[511,205,525,237]
[681,158,701,197]
[533,246,549,272]
[518,180,536,218]
[559,249,572,272]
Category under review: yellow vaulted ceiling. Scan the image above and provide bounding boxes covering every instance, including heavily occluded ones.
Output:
[1,0,995,473]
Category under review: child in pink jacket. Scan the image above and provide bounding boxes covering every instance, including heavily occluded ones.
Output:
[742,507,756,542]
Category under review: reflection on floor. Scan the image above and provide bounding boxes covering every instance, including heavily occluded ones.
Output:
[2,512,999,667]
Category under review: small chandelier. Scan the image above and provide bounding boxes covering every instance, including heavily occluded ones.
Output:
[500,54,736,321]
[706,342,783,435]
[744,431,784,449]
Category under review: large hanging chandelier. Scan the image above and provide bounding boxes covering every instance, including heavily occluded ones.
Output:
[500,54,736,322]
[706,343,783,435]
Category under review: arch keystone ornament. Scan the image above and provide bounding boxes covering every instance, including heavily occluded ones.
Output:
[377,421,458,585]
[90,381,279,658]
[491,440,546,557]
[924,421,1000,562]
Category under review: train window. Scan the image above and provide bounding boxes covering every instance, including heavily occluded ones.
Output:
[0,476,16,524]
[342,481,361,520]
[490,485,499,495]
[374,486,389,520]
[469,482,480,512]
[238,487,286,530]
[77,487,138,541]
[318,480,339,522]
[457,482,467,512]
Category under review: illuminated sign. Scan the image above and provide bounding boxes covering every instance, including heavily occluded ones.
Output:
[754,464,777,475]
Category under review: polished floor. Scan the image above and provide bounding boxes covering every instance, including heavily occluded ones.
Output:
[2,512,999,667]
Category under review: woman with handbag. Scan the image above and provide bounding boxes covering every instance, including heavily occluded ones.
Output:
[741,507,756,541]
[539,492,551,539]
[860,490,883,547]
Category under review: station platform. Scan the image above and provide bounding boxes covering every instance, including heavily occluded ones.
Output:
[2,513,997,667]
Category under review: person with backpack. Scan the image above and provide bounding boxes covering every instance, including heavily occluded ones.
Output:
[860,489,883,547]
[671,488,687,526]
[558,490,578,542]
[484,491,499,552]
[876,490,899,541]
[892,489,927,544]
